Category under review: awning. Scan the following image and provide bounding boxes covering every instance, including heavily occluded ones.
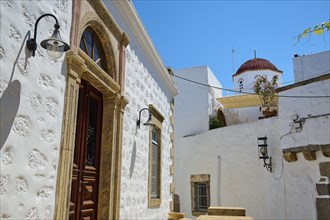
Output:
[217,94,261,109]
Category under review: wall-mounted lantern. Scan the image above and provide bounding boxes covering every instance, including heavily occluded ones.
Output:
[258,136,272,173]
[137,108,155,129]
[26,13,70,59]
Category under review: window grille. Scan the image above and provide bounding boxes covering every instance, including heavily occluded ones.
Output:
[195,183,208,212]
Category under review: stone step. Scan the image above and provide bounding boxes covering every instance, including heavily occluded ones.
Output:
[208,207,246,216]
[197,215,253,220]
[168,212,185,220]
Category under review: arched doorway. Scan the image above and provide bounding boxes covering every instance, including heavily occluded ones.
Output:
[54,8,129,220]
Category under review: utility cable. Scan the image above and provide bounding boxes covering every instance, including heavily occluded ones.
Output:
[173,74,330,99]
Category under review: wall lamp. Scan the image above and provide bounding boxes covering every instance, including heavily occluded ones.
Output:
[26,13,70,59]
[137,108,155,129]
[258,136,272,173]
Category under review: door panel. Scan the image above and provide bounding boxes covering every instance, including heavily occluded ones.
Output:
[70,80,102,220]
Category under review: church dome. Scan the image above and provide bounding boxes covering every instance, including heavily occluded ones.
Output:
[233,58,282,77]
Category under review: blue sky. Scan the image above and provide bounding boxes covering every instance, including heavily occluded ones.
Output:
[133,0,330,94]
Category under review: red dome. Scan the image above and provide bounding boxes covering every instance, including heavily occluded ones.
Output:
[233,58,282,77]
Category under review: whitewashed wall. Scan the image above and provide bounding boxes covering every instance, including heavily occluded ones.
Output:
[175,114,329,219]
[225,106,263,125]
[174,66,222,138]
[0,0,72,219]
[174,67,210,137]
[279,79,330,149]
[120,46,173,219]
[293,51,330,83]
[174,118,285,219]
[175,77,330,219]
[233,69,282,93]
[278,78,330,219]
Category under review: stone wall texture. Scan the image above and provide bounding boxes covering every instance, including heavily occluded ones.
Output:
[119,46,173,219]
[0,1,72,219]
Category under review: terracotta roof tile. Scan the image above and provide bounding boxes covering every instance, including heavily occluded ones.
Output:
[233,58,282,77]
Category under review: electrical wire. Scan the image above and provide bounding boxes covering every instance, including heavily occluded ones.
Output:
[173,74,330,99]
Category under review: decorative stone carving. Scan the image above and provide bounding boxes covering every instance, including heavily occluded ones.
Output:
[41,129,55,143]
[25,207,39,220]
[15,176,28,194]
[1,146,14,164]
[29,94,42,111]
[46,98,59,118]
[37,186,54,198]
[28,149,48,169]
[12,115,31,138]
[17,58,29,75]
[0,175,10,195]
[38,73,54,87]
[9,25,21,40]
[0,46,5,58]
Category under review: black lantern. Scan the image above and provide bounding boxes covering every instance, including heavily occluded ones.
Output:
[26,13,70,59]
[258,136,272,172]
[137,108,155,129]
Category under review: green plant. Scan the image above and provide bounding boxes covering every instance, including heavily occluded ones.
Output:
[209,116,222,130]
[295,21,330,44]
[253,75,278,107]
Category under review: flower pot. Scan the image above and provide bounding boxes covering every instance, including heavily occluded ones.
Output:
[260,106,278,118]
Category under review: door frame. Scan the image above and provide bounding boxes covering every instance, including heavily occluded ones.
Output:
[70,81,103,219]
[54,3,129,219]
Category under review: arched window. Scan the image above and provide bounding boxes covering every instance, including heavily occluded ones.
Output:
[80,28,107,72]
[238,78,243,92]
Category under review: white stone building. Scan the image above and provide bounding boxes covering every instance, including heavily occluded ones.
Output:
[174,52,330,219]
[173,66,222,138]
[0,1,177,219]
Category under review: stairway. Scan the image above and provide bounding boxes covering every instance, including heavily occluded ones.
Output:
[197,207,253,220]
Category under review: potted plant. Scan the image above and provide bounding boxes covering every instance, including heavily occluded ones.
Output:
[253,75,279,117]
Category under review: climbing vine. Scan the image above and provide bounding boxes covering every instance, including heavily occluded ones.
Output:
[295,21,330,44]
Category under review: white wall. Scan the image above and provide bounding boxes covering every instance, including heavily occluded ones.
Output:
[279,79,330,149]
[174,66,222,138]
[175,77,330,220]
[0,1,72,219]
[175,116,329,219]
[120,46,173,219]
[174,118,285,219]
[293,51,330,83]
[233,70,282,93]
[174,66,211,137]
[226,106,263,125]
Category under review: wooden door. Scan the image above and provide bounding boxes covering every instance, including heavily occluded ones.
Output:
[69,80,103,220]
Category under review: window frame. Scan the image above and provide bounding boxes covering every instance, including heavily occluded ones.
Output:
[148,105,164,208]
[191,174,210,216]
[79,27,108,74]
[238,78,244,92]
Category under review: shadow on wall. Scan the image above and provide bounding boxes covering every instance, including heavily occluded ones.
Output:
[0,31,31,149]
[129,126,138,178]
